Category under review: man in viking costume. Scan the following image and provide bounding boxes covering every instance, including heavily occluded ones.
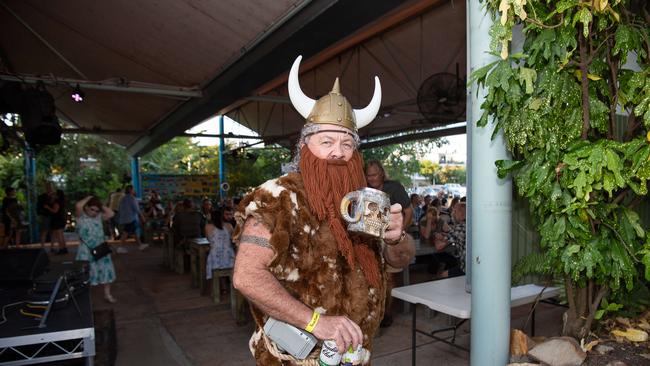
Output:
[233,55,415,365]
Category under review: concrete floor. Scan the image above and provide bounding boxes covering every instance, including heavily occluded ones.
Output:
[48,239,565,366]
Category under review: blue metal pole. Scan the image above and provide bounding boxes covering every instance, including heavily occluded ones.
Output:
[130,156,142,198]
[24,146,38,243]
[468,1,512,365]
[218,115,225,201]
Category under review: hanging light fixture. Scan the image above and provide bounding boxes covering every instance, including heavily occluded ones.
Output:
[71,84,84,103]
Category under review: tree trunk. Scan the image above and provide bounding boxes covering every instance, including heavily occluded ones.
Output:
[562,278,609,340]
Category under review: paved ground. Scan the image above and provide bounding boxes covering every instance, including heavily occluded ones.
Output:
[44,238,565,366]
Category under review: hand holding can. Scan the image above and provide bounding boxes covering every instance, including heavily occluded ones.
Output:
[340,344,362,366]
[318,340,341,366]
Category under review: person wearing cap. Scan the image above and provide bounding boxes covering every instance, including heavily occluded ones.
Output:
[233,56,415,365]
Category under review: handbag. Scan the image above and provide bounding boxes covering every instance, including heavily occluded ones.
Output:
[87,242,112,260]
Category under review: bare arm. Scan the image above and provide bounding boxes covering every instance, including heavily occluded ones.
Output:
[233,217,363,353]
[75,196,92,217]
[204,223,214,238]
[434,233,448,252]
[101,206,114,221]
[223,222,234,236]
[420,213,433,239]
[45,202,59,214]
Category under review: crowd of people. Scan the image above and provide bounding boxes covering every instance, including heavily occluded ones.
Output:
[74,186,241,304]
[0,182,69,252]
[363,159,468,326]
[1,181,240,306]
[411,190,467,279]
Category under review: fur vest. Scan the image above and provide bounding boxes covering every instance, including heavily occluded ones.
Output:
[233,173,388,365]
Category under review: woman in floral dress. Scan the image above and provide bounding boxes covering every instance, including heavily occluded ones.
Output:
[205,208,235,295]
[75,196,117,303]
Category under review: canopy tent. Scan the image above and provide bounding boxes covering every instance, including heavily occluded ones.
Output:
[0,0,466,156]
[224,1,467,149]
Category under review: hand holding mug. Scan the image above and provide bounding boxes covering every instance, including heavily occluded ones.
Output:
[382,203,403,244]
[340,188,391,239]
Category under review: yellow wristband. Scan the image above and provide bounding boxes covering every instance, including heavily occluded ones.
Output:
[305,311,320,333]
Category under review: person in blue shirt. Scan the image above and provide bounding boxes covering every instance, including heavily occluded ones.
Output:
[117,185,148,251]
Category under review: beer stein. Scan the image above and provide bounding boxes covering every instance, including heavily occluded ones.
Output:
[340,187,391,239]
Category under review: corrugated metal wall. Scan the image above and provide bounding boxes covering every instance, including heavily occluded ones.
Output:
[510,194,540,285]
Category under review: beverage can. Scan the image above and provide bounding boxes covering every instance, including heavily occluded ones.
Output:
[318,340,341,366]
[340,344,362,366]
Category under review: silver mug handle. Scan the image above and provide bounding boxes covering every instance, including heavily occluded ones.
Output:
[340,191,362,223]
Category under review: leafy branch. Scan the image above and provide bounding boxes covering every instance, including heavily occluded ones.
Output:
[476,0,650,339]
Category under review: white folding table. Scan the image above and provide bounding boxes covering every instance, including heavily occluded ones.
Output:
[391,275,560,365]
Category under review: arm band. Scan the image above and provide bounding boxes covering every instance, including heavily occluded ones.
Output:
[305,311,320,333]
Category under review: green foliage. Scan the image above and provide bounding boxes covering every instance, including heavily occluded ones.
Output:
[0,131,290,214]
[512,251,552,284]
[603,277,650,318]
[362,139,444,186]
[141,137,212,174]
[594,298,624,320]
[227,147,291,196]
[419,160,439,184]
[0,149,25,193]
[475,0,650,335]
[418,159,466,185]
[141,137,291,196]
[436,165,467,185]
[37,134,130,204]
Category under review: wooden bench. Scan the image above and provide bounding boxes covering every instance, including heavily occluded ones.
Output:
[211,268,247,325]
[173,238,196,275]
[144,225,168,246]
[162,230,174,269]
[188,237,210,292]
[174,248,189,275]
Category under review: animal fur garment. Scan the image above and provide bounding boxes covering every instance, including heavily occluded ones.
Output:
[234,172,388,365]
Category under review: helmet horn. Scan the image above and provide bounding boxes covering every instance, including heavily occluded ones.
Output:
[288,55,315,119]
[353,77,382,129]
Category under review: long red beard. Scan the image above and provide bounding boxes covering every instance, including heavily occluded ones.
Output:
[299,146,381,287]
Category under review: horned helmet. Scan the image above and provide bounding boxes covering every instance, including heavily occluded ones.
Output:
[288,55,382,132]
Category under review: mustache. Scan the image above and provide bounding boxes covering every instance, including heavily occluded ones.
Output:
[326,158,347,166]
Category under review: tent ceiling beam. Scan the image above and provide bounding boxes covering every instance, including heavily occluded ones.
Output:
[62,128,144,136]
[181,133,262,139]
[244,96,291,104]
[0,74,203,98]
[360,123,466,149]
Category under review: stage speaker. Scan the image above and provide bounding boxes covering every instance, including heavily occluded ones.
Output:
[0,81,24,114]
[20,87,62,146]
[0,248,49,286]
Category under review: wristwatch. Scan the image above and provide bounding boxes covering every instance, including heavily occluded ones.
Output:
[384,230,406,246]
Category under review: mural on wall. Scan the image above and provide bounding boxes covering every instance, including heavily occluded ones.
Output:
[142,174,219,199]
